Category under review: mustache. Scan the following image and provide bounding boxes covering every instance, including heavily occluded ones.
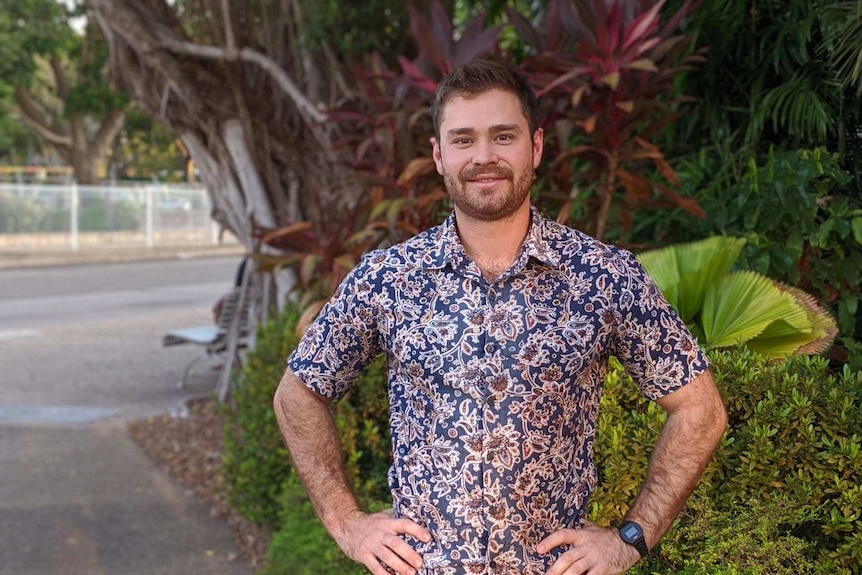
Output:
[460,165,513,180]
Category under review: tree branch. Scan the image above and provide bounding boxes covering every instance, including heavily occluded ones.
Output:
[50,57,70,100]
[14,87,73,148]
[220,0,237,57]
[92,108,128,154]
[157,39,326,124]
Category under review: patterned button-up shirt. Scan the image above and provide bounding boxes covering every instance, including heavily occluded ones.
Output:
[289,206,709,575]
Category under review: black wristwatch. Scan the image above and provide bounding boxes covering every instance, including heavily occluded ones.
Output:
[618,520,649,558]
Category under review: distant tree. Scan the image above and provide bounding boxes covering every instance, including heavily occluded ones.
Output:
[108,108,191,182]
[0,0,128,184]
[0,115,42,166]
[87,0,396,248]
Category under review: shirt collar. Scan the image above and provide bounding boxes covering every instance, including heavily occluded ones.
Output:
[419,205,562,271]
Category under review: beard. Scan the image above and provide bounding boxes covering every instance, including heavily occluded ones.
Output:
[443,163,535,222]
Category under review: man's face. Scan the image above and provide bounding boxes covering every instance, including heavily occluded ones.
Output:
[432,88,544,222]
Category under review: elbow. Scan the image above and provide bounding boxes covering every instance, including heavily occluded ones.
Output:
[708,394,729,446]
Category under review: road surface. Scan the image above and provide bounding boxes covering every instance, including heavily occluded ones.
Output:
[0,257,239,422]
[0,256,254,575]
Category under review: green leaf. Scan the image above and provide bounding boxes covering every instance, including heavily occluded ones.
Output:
[851,217,862,244]
[638,236,746,323]
[701,271,809,352]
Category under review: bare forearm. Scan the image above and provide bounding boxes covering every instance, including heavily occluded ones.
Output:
[626,371,727,548]
[273,369,360,536]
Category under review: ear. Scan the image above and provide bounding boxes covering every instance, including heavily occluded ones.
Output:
[532,128,544,169]
[431,136,444,175]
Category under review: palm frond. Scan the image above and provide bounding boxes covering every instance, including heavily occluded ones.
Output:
[701,270,809,350]
[822,1,862,94]
[747,284,839,357]
[753,75,834,142]
[638,236,745,323]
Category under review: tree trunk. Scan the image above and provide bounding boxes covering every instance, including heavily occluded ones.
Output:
[13,86,127,186]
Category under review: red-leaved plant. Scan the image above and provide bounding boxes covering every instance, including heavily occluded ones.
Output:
[513,0,706,240]
[256,0,502,327]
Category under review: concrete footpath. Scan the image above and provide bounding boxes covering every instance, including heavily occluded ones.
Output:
[0,244,255,575]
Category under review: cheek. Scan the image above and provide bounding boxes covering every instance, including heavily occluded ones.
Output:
[439,152,468,176]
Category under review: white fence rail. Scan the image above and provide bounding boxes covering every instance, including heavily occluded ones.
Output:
[0,183,230,250]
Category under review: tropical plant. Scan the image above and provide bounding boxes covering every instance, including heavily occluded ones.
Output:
[639,147,862,368]
[511,0,706,240]
[638,235,837,357]
[671,0,861,155]
[253,0,504,319]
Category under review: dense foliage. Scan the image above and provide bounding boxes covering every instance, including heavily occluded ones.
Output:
[593,351,862,574]
[222,305,300,527]
[224,307,862,574]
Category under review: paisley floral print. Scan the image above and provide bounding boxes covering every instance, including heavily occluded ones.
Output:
[289,206,708,574]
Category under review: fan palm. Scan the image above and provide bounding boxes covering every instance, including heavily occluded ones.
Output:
[638,236,837,358]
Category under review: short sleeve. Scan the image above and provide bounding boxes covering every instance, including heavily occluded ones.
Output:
[288,253,383,401]
[609,248,709,400]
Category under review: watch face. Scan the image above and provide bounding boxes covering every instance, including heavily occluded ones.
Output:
[621,523,641,541]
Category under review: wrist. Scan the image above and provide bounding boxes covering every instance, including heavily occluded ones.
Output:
[617,520,649,560]
[327,506,365,543]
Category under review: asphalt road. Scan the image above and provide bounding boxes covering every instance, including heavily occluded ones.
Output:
[0,257,239,421]
[0,256,255,575]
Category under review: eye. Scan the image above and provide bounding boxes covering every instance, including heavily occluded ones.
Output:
[452,137,472,146]
[496,133,514,143]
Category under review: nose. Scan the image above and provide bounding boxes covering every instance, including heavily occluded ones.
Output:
[472,140,498,165]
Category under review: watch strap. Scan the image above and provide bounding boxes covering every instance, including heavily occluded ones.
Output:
[618,520,649,558]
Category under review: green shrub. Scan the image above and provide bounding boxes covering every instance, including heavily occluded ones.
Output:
[228,305,862,573]
[222,304,301,527]
[223,304,393,528]
[78,197,141,231]
[654,489,821,575]
[592,350,862,574]
[0,194,61,232]
[642,147,862,370]
[260,476,369,575]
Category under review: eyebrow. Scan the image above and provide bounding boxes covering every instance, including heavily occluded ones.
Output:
[445,123,523,138]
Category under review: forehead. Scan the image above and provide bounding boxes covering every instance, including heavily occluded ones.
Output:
[439,88,529,133]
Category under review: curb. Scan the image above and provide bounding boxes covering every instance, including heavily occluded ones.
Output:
[0,244,246,270]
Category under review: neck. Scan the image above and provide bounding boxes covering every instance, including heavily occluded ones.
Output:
[455,202,531,282]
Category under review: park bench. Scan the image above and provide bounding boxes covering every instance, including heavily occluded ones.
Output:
[162,278,253,392]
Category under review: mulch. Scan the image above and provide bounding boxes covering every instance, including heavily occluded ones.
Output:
[127,397,271,569]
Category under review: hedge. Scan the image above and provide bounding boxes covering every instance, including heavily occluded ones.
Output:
[224,308,862,574]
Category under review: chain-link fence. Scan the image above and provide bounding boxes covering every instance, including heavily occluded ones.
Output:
[0,183,231,249]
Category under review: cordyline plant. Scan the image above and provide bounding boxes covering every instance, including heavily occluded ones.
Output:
[513,0,706,240]
[256,0,503,329]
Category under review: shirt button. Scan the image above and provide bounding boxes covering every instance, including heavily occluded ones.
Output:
[487,290,497,303]
[485,342,497,354]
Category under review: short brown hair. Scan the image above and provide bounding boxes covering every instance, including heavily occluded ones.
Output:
[432,59,538,140]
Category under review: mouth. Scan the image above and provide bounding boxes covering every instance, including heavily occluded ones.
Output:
[469,175,506,183]
[462,168,511,188]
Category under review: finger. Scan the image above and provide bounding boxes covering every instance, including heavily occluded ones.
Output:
[376,544,421,575]
[382,534,425,570]
[392,518,433,543]
[537,528,578,554]
[545,552,576,575]
[545,546,591,575]
[362,553,399,575]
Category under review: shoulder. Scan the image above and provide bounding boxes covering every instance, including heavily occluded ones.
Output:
[541,218,643,279]
[356,222,446,274]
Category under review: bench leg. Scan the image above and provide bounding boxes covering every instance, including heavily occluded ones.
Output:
[178,353,207,389]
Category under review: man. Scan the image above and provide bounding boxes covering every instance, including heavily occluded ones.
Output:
[274,59,727,575]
